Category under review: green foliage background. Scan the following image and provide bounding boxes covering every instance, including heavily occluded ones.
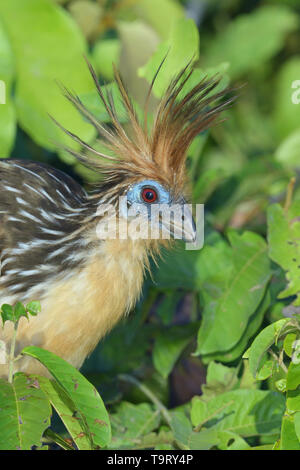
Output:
[0,0,300,450]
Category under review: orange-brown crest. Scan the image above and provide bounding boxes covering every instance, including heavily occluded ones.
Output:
[54,58,234,196]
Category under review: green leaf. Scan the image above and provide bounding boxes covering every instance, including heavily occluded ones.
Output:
[153,231,230,290]
[22,346,111,449]
[170,408,220,450]
[139,17,199,97]
[196,231,271,355]
[284,333,297,357]
[273,58,300,140]
[153,323,196,378]
[1,304,14,324]
[117,20,160,107]
[268,202,300,305]
[248,319,289,378]
[0,374,51,450]
[191,389,285,437]
[109,402,160,450]
[190,398,207,428]
[26,301,41,317]
[14,302,28,322]
[92,39,121,81]
[68,0,102,40]
[205,5,298,78]
[200,362,238,400]
[280,414,300,450]
[0,0,95,162]
[78,82,126,124]
[275,130,300,169]
[217,431,250,450]
[201,289,271,364]
[286,362,300,391]
[294,412,300,442]
[132,0,183,40]
[256,360,274,381]
[0,18,16,157]
[37,376,92,450]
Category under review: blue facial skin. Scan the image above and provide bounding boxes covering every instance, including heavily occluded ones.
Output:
[124,179,174,223]
[123,179,196,242]
[126,180,172,207]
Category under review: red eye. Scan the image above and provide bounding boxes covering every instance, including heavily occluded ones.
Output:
[141,187,157,203]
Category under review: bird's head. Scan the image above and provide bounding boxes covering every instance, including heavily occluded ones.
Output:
[56,59,233,247]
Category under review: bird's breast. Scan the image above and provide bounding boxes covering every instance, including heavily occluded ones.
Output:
[0,239,148,376]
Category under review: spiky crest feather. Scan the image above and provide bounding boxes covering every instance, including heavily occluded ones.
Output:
[55,59,234,196]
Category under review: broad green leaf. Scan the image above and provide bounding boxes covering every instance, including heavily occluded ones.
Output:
[79,82,126,124]
[190,398,207,428]
[205,5,298,78]
[117,20,160,107]
[256,360,274,381]
[170,408,220,450]
[14,302,28,322]
[22,346,111,449]
[92,39,121,81]
[0,18,16,157]
[286,389,300,413]
[68,0,102,40]
[286,362,300,391]
[275,130,300,169]
[280,414,300,450]
[294,412,300,442]
[196,231,271,355]
[0,374,51,450]
[283,333,298,358]
[138,428,174,450]
[132,0,183,40]
[191,389,285,437]
[248,319,289,378]
[152,231,230,290]
[37,376,92,450]
[139,17,199,97]
[201,289,271,364]
[0,0,95,162]
[153,323,196,378]
[109,402,160,450]
[268,202,300,305]
[217,431,250,450]
[273,58,300,140]
[200,362,238,400]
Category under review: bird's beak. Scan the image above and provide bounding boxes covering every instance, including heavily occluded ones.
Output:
[161,205,197,243]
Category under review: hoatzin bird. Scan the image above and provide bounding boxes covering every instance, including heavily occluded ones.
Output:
[0,61,232,377]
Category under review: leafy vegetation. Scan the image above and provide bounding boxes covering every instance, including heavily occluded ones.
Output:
[1,0,300,450]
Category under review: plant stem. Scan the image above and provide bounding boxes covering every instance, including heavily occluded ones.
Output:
[269,349,288,374]
[8,320,18,383]
[118,374,172,427]
[284,176,296,214]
